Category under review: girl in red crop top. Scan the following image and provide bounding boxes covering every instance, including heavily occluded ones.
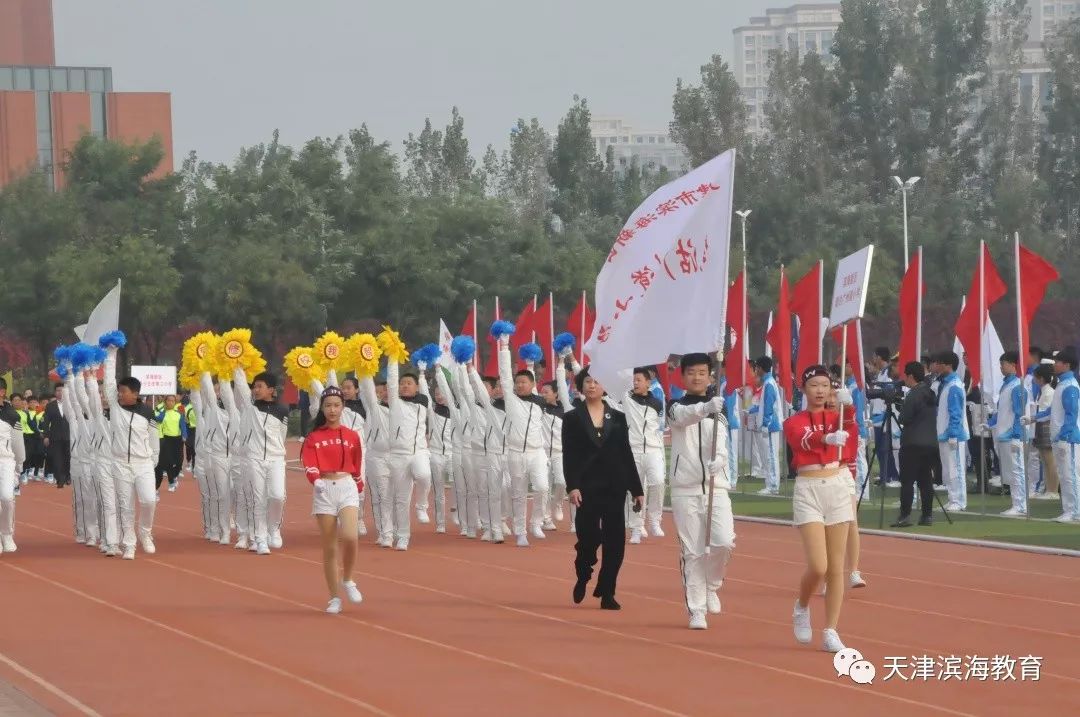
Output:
[784,365,858,654]
[302,386,365,614]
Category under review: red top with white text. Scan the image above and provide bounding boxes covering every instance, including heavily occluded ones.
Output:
[783,407,859,472]
[301,425,363,485]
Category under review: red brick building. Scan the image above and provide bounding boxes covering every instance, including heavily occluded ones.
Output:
[0,0,172,188]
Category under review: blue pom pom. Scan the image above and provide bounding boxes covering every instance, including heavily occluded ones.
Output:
[450,336,476,363]
[490,320,516,339]
[56,363,70,381]
[519,342,543,364]
[70,343,95,371]
[54,345,72,364]
[553,332,576,354]
[414,343,442,366]
[90,346,107,365]
[98,330,127,349]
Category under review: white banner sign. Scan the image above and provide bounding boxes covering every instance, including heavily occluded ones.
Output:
[829,246,874,328]
[131,365,177,396]
[436,319,454,367]
[585,149,735,397]
[75,280,121,345]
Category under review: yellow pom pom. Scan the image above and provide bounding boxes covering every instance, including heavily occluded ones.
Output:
[182,332,218,375]
[347,333,383,378]
[283,346,327,389]
[213,328,265,382]
[376,325,409,365]
[178,365,200,391]
[313,331,348,372]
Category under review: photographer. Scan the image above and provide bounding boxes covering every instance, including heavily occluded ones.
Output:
[892,362,938,527]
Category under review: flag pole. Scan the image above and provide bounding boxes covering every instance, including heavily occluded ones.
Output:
[915,248,923,361]
[579,289,586,365]
[838,321,849,464]
[549,291,556,381]
[817,259,824,364]
[979,242,988,517]
[1014,232,1029,519]
[472,299,478,369]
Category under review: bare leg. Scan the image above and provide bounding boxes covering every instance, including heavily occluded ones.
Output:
[823,521,851,629]
[796,522,826,607]
[845,496,860,574]
[316,514,340,599]
[337,506,359,583]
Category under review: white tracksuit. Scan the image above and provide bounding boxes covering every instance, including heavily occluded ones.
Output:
[497,345,550,537]
[543,362,576,524]
[386,361,432,543]
[104,347,160,551]
[65,369,101,547]
[218,375,254,545]
[936,372,971,510]
[187,390,211,537]
[73,370,119,552]
[437,367,477,536]
[622,390,666,535]
[421,374,453,532]
[1050,371,1080,520]
[992,374,1029,513]
[749,373,784,492]
[0,402,26,542]
[667,394,735,620]
[358,376,392,544]
[198,372,233,544]
[310,374,368,535]
[462,363,507,541]
[235,368,289,548]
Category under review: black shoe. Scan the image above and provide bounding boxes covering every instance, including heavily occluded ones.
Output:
[593,586,602,598]
[600,596,621,610]
[890,516,913,528]
[918,515,933,526]
[573,579,588,604]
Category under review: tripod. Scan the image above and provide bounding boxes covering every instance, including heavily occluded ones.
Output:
[860,402,953,528]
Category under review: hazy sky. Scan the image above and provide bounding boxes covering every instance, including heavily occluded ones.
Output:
[54,0,764,167]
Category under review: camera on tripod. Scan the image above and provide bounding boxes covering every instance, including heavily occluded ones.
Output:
[865,380,904,406]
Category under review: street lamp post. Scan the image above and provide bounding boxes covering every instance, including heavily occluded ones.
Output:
[892,176,920,270]
[734,209,752,259]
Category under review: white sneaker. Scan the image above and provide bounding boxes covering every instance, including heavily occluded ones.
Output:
[248,539,259,553]
[256,541,271,555]
[480,530,493,542]
[435,525,447,534]
[492,531,505,544]
[886,480,901,489]
[629,528,642,545]
[0,535,15,553]
[706,591,722,615]
[793,601,812,644]
[934,484,948,491]
[394,538,409,551]
[378,534,393,548]
[105,545,119,557]
[1053,513,1075,523]
[75,536,86,545]
[554,504,564,522]
[569,522,576,534]
[542,519,556,531]
[945,502,963,512]
[139,536,156,555]
[648,523,665,538]
[1000,507,1025,517]
[849,571,867,589]
[822,628,845,653]
[756,488,779,496]
[234,535,249,550]
[326,597,342,614]
[516,534,529,548]
[168,483,177,493]
[501,521,511,535]
[688,612,708,630]
[342,581,363,604]
[1034,491,1059,500]
[451,510,460,526]
[416,509,430,524]
[204,530,215,541]
[530,525,546,540]
[85,537,100,548]
[268,531,283,549]
[357,520,368,536]
[989,476,1003,488]
[218,530,231,546]
[122,546,136,560]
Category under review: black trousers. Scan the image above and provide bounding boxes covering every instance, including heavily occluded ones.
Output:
[47,440,71,487]
[156,436,184,488]
[573,493,627,598]
[899,445,937,518]
[185,428,196,467]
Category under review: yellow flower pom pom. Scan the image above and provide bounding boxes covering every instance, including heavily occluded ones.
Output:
[347,333,383,378]
[376,325,409,365]
[283,346,327,389]
[178,365,200,391]
[313,331,348,373]
[182,332,218,375]
[213,328,266,382]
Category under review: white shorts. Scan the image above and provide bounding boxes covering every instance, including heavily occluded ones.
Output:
[311,477,360,516]
[793,471,854,526]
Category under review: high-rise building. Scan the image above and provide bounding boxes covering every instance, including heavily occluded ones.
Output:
[1014,1,1080,115]
[590,116,690,175]
[732,3,842,138]
[0,0,172,189]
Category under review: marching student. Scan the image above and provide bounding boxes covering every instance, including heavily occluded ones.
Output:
[541,345,577,528]
[385,359,432,551]
[310,373,368,536]
[987,351,1029,516]
[462,361,509,544]
[415,351,452,534]
[241,371,290,554]
[1049,349,1080,522]
[1023,347,1043,495]
[564,366,644,610]
[101,333,160,560]
[668,352,735,630]
[218,370,254,551]
[787,365,859,653]
[185,387,211,539]
[622,367,665,543]
[302,386,365,614]
[434,356,477,537]
[450,360,488,540]
[494,331,550,543]
[155,395,188,493]
[0,378,25,553]
[68,358,111,555]
[61,355,100,548]
[198,372,233,545]
[750,356,784,496]
[933,351,970,512]
[1023,364,1060,500]
[358,373,393,546]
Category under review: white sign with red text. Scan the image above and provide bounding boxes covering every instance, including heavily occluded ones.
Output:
[131,365,177,396]
[585,149,735,397]
[829,245,874,328]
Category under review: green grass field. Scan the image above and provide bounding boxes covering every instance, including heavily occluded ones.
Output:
[727,474,1080,552]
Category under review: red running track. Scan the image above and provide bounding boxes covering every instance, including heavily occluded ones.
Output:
[2,461,1079,716]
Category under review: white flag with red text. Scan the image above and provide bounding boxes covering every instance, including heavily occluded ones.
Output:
[437,319,454,367]
[585,149,735,398]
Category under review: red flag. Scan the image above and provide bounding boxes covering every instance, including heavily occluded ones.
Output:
[789,261,823,378]
[482,297,501,377]
[954,243,1007,386]
[726,271,749,392]
[830,319,865,388]
[510,297,537,371]
[567,292,595,365]
[460,301,478,367]
[897,249,924,369]
[765,268,792,400]
[1016,242,1060,375]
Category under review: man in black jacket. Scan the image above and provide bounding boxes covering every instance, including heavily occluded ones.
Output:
[893,362,938,527]
[40,383,71,488]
